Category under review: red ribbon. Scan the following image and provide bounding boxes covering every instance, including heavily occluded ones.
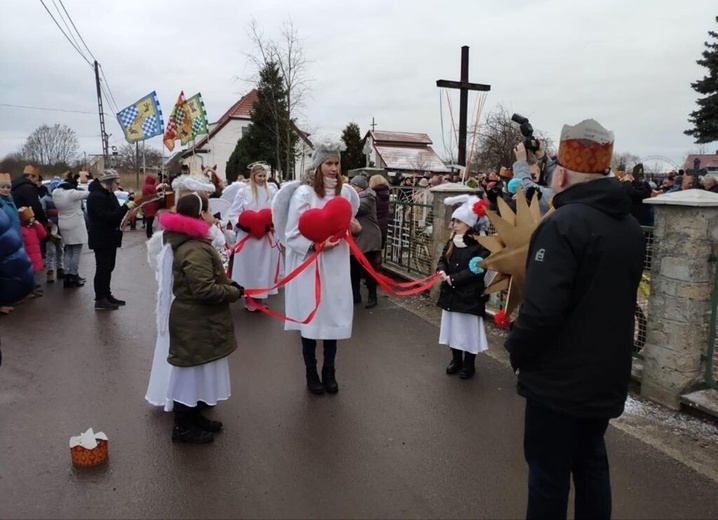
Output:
[240,231,442,323]
[244,244,324,323]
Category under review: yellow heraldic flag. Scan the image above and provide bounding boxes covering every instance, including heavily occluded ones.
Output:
[116,91,164,144]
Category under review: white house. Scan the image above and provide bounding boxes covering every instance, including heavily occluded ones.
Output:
[178,89,313,181]
[363,130,449,175]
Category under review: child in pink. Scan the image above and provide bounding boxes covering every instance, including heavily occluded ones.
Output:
[19,207,47,293]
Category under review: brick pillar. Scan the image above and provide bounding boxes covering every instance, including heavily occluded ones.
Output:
[642,190,718,409]
[428,183,478,301]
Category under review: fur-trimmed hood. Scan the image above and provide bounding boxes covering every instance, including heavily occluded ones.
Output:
[159,212,210,240]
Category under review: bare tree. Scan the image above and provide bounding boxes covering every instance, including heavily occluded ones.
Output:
[246,18,310,179]
[611,152,641,172]
[113,144,164,176]
[470,105,553,174]
[21,124,79,165]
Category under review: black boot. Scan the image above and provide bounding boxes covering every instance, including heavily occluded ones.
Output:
[446,348,463,375]
[322,366,338,394]
[72,274,85,287]
[459,353,476,379]
[306,368,325,395]
[193,411,223,433]
[365,287,377,309]
[172,403,214,443]
[63,276,76,289]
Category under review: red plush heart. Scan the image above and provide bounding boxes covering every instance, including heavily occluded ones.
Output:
[238,208,273,239]
[299,196,352,244]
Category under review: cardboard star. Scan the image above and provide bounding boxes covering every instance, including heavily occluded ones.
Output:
[478,187,549,316]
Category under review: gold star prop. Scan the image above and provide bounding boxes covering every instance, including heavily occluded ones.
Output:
[478,188,550,316]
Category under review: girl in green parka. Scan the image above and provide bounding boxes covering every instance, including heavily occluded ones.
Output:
[158,193,243,444]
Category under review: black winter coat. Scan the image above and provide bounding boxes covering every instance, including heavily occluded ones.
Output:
[11,176,48,225]
[505,177,645,419]
[436,234,489,316]
[621,179,652,226]
[86,179,129,250]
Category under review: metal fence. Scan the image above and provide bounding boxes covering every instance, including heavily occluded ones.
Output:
[383,187,434,277]
[633,227,654,359]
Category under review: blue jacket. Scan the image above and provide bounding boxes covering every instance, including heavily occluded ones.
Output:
[0,194,20,235]
[0,209,35,305]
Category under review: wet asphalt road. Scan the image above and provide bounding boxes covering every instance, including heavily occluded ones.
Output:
[1,230,717,519]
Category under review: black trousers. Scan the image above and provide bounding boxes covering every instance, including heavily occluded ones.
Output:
[93,248,117,301]
[523,399,611,520]
[145,216,155,239]
[350,254,377,299]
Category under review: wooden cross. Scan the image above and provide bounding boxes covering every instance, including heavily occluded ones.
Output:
[436,46,491,166]
[370,117,377,132]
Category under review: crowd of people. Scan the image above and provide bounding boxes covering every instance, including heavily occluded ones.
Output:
[1,117,715,519]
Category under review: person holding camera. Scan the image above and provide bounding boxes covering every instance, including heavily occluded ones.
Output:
[512,141,555,215]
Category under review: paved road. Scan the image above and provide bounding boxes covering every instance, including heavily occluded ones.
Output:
[1,231,717,519]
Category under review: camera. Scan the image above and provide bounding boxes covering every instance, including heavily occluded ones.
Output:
[511,113,540,153]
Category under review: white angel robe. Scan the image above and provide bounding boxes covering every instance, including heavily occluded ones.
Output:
[228,184,279,299]
[283,185,357,340]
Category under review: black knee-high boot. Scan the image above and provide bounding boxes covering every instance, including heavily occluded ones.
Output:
[446,348,463,375]
[459,353,476,379]
[172,402,214,443]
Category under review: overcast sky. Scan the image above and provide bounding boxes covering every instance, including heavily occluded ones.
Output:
[1,0,716,171]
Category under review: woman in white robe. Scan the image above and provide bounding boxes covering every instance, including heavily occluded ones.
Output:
[227,163,279,311]
[277,138,358,395]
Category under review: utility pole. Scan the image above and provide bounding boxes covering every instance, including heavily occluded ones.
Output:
[436,46,491,166]
[94,61,109,165]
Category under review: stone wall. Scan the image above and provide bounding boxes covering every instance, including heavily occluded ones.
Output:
[642,190,718,409]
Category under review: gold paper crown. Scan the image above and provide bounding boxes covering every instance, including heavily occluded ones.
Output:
[0,173,11,184]
[557,119,614,175]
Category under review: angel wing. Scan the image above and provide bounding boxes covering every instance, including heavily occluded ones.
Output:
[271,180,301,245]
[344,184,360,216]
[208,198,230,221]
[220,181,245,204]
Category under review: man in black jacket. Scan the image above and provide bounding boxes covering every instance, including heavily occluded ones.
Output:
[86,169,135,310]
[11,165,48,227]
[505,119,645,519]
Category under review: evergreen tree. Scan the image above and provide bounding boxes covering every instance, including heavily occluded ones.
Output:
[226,61,298,181]
[685,17,718,144]
[341,122,364,173]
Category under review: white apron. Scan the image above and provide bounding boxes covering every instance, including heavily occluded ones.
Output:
[228,184,279,298]
[283,185,356,340]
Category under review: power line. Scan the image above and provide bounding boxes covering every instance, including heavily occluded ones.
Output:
[99,64,120,114]
[0,102,109,115]
[57,0,97,62]
[50,0,85,61]
[38,0,92,68]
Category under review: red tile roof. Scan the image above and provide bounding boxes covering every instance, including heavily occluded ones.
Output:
[683,153,718,170]
[190,89,258,151]
[368,131,433,146]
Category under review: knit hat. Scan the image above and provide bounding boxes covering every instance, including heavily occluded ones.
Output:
[418,178,429,187]
[444,194,486,227]
[98,169,119,182]
[350,175,368,189]
[311,136,346,169]
[557,119,614,175]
